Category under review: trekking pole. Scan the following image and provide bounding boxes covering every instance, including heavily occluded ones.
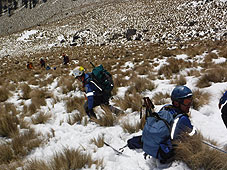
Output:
[90,62,96,68]
[202,140,227,154]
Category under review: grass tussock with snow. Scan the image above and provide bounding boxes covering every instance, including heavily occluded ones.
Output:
[174,133,227,170]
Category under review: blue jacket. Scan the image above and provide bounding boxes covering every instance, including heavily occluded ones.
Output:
[159,105,196,140]
[83,73,102,110]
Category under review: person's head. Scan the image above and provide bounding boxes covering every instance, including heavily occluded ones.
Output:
[171,85,193,113]
[73,66,85,82]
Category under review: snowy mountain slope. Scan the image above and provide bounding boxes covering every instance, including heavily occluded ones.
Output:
[0,0,227,169]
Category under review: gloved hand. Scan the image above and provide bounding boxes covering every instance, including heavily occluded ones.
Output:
[219,91,227,109]
[87,109,97,119]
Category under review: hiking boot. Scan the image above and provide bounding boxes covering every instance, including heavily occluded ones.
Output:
[88,109,97,119]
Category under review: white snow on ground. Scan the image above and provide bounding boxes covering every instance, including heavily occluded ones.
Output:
[3,52,226,169]
[0,0,227,169]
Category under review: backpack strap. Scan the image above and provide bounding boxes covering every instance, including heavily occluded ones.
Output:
[86,73,103,91]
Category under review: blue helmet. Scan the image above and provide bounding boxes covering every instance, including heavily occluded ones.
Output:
[171,85,193,101]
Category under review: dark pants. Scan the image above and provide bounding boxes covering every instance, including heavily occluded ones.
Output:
[84,95,109,118]
[221,103,227,128]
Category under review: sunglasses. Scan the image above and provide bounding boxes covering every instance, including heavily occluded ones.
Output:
[181,97,193,106]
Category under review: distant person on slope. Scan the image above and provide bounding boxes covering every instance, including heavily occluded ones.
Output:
[62,53,69,65]
[27,62,33,69]
[219,91,227,128]
[142,85,197,168]
[40,58,46,68]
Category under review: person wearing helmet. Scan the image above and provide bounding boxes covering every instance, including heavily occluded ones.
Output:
[219,91,227,128]
[73,66,109,119]
[169,85,196,139]
[141,85,196,168]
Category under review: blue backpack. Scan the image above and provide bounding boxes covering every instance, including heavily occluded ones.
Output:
[142,103,181,163]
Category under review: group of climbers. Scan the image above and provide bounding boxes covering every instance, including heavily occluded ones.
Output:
[26,52,227,168]
[26,53,69,70]
[72,64,226,168]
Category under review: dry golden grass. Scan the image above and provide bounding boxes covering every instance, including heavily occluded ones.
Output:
[121,116,146,134]
[11,128,43,159]
[186,69,201,77]
[93,105,116,127]
[31,112,52,124]
[113,74,129,88]
[170,75,187,85]
[192,89,210,110]
[152,92,171,105]
[67,112,87,125]
[0,127,43,167]
[174,133,227,170]
[196,67,227,88]
[90,135,105,148]
[39,75,55,88]
[126,77,156,94]
[28,103,37,115]
[25,148,103,170]
[65,96,85,113]
[57,75,76,94]
[0,142,14,165]
[30,89,47,108]
[113,91,142,112]
[0,86,10,102]
[158,58,193,78]
[20,83,32,100]
[0,104,19,137]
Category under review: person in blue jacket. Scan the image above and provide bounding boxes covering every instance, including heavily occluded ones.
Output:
[73,66,110,119]
[165,85,197,139]
[154,85,196,168]
[219,91,227,128]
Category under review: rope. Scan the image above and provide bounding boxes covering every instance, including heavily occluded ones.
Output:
[202,140,227,154]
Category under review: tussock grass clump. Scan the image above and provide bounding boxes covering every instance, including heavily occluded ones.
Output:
[25,148,103,170]
[174,134,227,170]
[0,142,14,164]
[0,104,19,137]
[126,77,156,94]
[67,112,87,125]
[170,75,187,85]
[152,92,171,105]
[20,83,32,100]
[90,135,104,148]
[57,76,76,94]
[65,96,85,113]
[121,116,146,133]
[192,89,210,110]
[0,128,43,166]
[11,128,43,159]
[186,69,201,77]
[113,74,129,88]
[28,103,37,114]
[158,58,192,78]
[30,89,47,108]
[196,67,227,88]
[31,112,52,124]
[39,75,55,87]
[93,106,116,127]
[0,86,10,102]
[113,92,142,112]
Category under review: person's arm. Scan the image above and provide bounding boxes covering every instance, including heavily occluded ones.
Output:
[172,115,196,139]
[221,102,227,128]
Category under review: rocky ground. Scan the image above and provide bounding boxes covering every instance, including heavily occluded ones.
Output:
[0,0,226,59]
